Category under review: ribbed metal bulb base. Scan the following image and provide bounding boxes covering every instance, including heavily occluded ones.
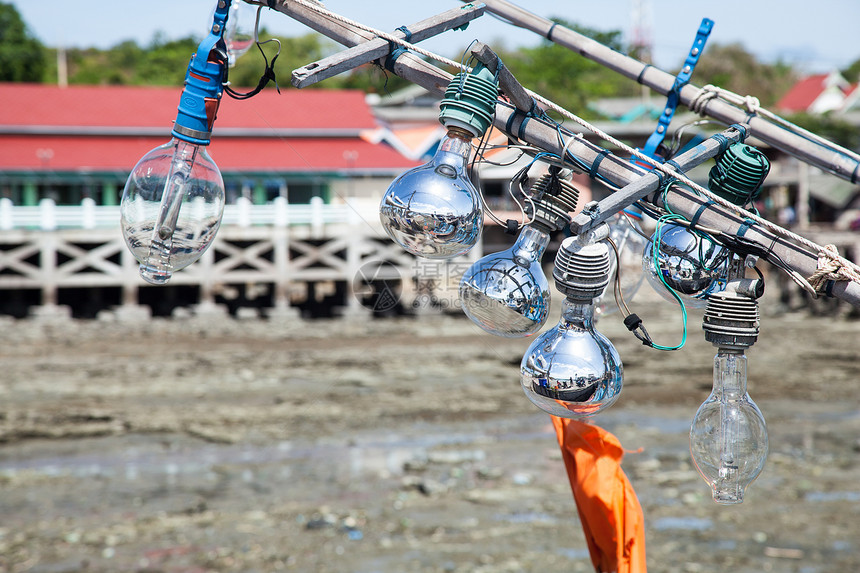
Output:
[439,64,498,138]
[708,142,770,206]
[553,236,611,300]
[702,290,760,349]
[528,172,580,233]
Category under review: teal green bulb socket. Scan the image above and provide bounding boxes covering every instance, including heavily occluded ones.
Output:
[438,63,498,138]
[708,143,770,206]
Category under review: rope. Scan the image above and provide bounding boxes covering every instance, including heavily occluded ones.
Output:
[808,244,860,295]
[691,84,860,164]
[278,0,860,286]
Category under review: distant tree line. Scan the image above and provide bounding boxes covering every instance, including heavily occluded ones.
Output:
[2,2,858,148]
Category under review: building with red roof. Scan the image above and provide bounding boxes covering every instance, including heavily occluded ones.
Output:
[775,71,856,115]
[0,83,419,206]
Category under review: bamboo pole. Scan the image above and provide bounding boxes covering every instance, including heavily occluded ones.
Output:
[266,0,860,307]
[569,125,747,234]
[291,4,485,88]
[471,0,860,185]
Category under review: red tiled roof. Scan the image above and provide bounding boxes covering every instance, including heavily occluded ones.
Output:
[776,74,829,112]
[775,73,854,113]
[0,83,420,172]
[1,83,379,129]
[0,134,415,172]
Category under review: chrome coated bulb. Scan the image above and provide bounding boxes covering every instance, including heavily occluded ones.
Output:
[690,351,768,504]
[379,131,482,259]
[121,137,225,285]
[643,222,729,308]
[459,225,551,337]
[521,298,623,418]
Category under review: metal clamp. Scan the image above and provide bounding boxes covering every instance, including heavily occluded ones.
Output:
[640,18,714,160]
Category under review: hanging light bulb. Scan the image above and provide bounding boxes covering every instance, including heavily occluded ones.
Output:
[643,143,769,308]
[379,63,499,259]
[223,0,257,66]
[521,225,623,417]
[122,139,224,284]
[595,208,648,318]
[121,1,231,285]
[642,221,730,308]
[690,281,768,504]
[459,168,579,337]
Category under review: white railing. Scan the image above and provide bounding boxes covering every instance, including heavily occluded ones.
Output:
[0,196,372,231]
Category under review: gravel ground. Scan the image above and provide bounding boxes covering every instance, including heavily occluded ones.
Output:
[0,290,858,573]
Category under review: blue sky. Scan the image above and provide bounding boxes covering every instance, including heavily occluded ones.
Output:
[9,0,860,74]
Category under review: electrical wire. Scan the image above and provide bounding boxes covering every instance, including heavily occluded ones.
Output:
[646,214,690,351]
[278,0,860,285]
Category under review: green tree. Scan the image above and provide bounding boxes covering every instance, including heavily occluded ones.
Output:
[842,57,860,83]
[691,43,797,107]
[0,1,46,81]
[492,19,639,118]
[788,112,860,152]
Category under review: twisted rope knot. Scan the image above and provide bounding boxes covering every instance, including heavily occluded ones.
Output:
[690,84,719,115]
[743,95,761,115]
[808,244,860,294]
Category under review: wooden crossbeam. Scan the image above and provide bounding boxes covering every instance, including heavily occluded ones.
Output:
[55,240,125,278]
[291,3,485,88]
[271,0,860,307]
[211,239,277,274]
[569,125,748,235]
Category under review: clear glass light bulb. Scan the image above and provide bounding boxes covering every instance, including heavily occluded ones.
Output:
[690,350,768,504]
[121,137,225,285]
[222,1,256,67]
[379,130,482,259]
[596,211,647,318]
[521,298,623,417]
[459,225,550,337]
[643,222,729,308]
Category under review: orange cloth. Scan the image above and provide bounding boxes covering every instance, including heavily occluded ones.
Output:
[552,416,647,573]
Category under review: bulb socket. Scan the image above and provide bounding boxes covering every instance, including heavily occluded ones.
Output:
[708,142,770,206]
[553,234,611,300]
[439,63,498,138]
[527,170,580,233]
[702,288,760,349]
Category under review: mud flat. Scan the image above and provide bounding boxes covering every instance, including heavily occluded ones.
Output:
[0,294,858,572]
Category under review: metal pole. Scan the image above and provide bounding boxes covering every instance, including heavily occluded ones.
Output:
[569,125,747,234]
[268,0,860,308]
[471,0,860,185]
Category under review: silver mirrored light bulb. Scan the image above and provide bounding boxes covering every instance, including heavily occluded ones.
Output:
[521,231,622,418]
[379,129,482,259]
[643,222,729,308]
[690,350,768,504]
[121,137,225,285]
[521,298,623,417]
[459,225,551,337]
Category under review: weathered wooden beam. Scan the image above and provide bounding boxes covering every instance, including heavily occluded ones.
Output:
[269,0,860,307]
[291,3,486,88]
[470,0,860,185]
[569,125,748,234]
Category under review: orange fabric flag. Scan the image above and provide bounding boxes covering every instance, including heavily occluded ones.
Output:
[551,416,647,573]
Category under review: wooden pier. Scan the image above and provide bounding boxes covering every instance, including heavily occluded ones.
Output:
[0,197,480,318]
